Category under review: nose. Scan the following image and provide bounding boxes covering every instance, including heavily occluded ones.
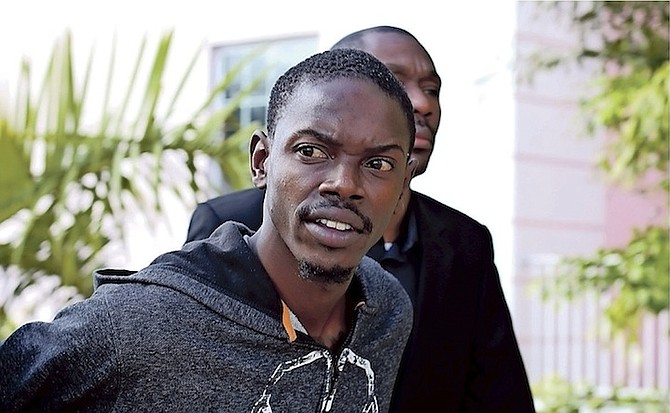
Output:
[319,162,364,201]
[405,83,432,117]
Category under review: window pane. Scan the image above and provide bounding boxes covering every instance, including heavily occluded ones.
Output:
[211,36,318,138]
[250,106,266,125]
[223,107,241,136]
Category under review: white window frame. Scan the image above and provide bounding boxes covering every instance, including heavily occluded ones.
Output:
[210,35,318,137]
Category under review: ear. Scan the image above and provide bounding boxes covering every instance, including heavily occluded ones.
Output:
[392,157,417,216]
[250,130,269,189]
[404,157,417,188]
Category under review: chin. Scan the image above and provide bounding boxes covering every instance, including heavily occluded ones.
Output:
[298,260,355,285]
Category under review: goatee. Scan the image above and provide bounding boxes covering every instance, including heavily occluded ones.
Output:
[298,260,354,285]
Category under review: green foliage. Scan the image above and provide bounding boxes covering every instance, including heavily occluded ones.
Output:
[585,59,669,193]
[533,376,670,413]
[0,30,262,330]
[526,1,670,409]
[547,226,669,341]
[531,1,669,341]
[529,2,669,70]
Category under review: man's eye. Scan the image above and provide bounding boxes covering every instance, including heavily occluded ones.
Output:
[297,145,328,159]
[365,158,394,172]
[424,87,440,97]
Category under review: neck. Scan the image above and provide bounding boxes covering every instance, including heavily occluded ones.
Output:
[277,276,352,350]
[286,291,350,350]
[247,231,353,350]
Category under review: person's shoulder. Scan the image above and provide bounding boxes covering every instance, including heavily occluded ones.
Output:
[97,223,247,295]
[358,257,411,305]
[411,190,487,232]
[201,187,264,211]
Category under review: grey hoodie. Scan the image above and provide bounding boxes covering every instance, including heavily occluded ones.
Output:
[0,222,413,412]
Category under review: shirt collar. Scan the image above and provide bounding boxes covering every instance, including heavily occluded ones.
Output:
[399,206,419,254]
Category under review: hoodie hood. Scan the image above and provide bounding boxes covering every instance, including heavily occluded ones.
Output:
[94,222,388,341]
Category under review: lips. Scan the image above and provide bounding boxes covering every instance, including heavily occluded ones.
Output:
[309,207,364,232]
[305,220,361,249]
[302,207,369,249]
[414,117,434,150]
[316,218,354,231]
[414,133,433,151]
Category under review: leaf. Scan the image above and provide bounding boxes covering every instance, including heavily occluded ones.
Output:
[0,125,34,220]
[0,29,261,335]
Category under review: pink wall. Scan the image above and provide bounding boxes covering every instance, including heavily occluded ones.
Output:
[512,1,669,391]
[605,183,668,247]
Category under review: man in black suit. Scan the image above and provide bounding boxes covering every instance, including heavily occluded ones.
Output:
[186,26,535,412]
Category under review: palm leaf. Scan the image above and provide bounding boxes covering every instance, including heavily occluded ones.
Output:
[0,29,261,310]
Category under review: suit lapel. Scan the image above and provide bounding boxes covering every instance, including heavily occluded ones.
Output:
[411,192,456,317]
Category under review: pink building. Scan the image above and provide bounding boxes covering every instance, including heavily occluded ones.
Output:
[513,1,669,392]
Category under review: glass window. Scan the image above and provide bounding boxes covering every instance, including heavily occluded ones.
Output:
[211,36,318,139]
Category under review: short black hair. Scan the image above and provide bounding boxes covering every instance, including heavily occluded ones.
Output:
[266,48,415,152]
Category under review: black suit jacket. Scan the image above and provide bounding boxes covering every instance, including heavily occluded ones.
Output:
[186,188,535,412]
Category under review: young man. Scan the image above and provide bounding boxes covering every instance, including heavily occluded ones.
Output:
[186,26,536,412]
[0,49,415,413]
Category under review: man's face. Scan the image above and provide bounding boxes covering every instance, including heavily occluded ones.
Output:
[361,31,442,176]
[256,78,413,279]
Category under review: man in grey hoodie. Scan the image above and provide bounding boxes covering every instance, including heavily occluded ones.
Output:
[0,48,416,413]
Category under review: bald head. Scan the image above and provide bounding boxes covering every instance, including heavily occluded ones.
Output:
[331,26,442,176]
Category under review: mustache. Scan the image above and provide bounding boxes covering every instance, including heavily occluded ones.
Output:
[297,199,373,234]
[415,115,435,135]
